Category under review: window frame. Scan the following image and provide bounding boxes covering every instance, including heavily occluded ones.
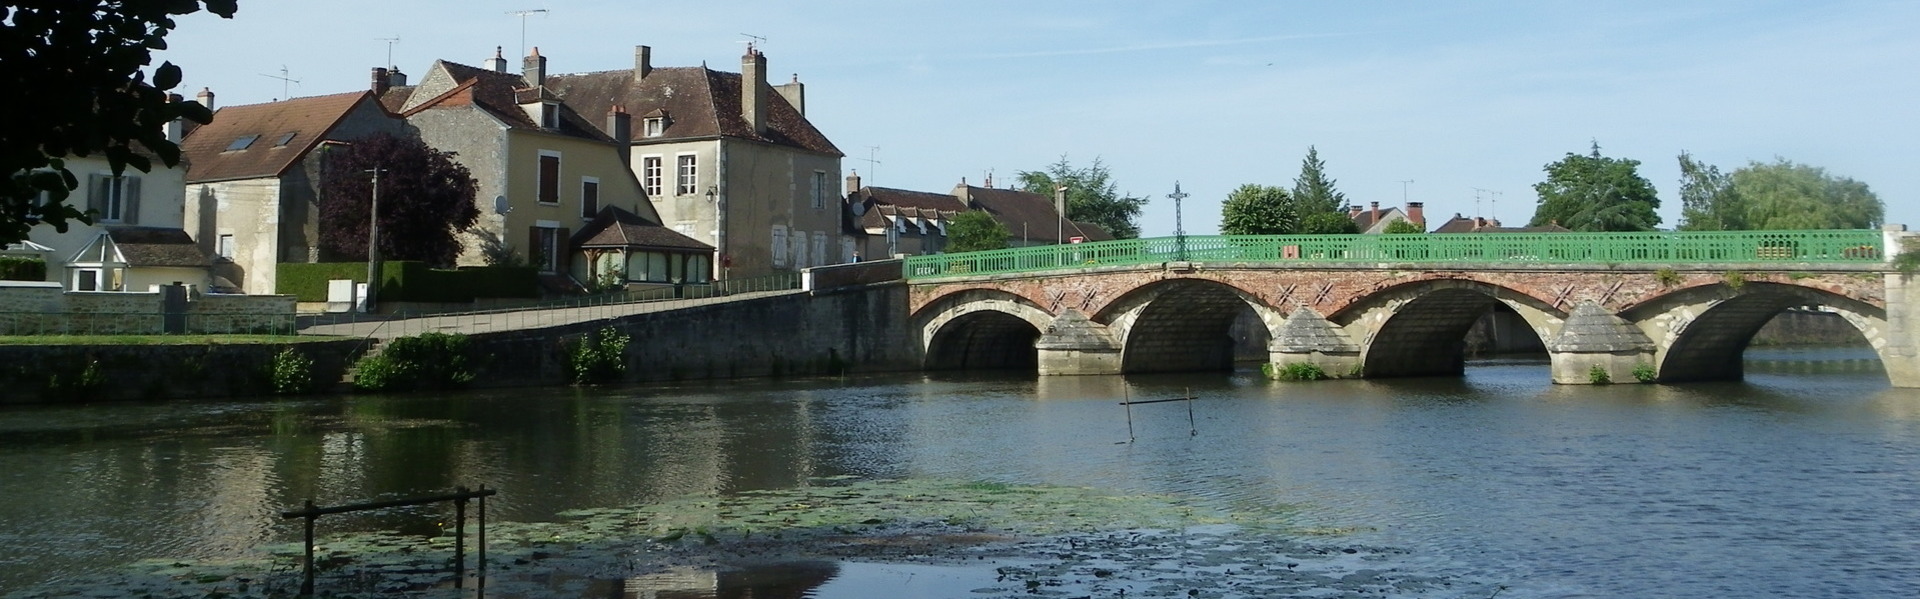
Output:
[579,177,600,219]
[810,170,828,209]
[537,150,562,205]
[641,155,664,197]
[676,153,698,196]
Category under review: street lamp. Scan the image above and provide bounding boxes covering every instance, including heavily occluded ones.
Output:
[1169,182,1189,262]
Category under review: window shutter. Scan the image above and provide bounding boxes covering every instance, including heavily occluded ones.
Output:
[87,174,106,216]
[528,226,540,269]
[122,177,141,224]
[558,227,570,272]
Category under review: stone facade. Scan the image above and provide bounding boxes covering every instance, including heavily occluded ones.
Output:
[0,281,295,335]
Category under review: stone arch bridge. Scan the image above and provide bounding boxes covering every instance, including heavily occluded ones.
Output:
[904,228,1920,387]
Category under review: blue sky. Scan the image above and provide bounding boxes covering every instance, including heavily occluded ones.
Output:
[160,1,1918,236]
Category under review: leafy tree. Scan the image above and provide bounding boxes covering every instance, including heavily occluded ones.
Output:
[1528,142,1661,231]
[318,133,480,267]
[947,210,1010,252]
[1676,151,1744,231]
[1382,219,1425,234]
[0,1,238,245]
[1298,211,1359,234]
[1220,184,1297,235]
[1016,156,1146,239]
[1291,146,1346,215]
[1731,159,1882,230]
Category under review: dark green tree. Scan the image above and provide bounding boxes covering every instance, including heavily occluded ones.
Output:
[1731,159,1882,230]
[1291,146,1346,215]
[318,133,480,267]
[1298,211,1360,234]
[1528,142,1661,231]
[1016,156,1146,239]
[1677,151,1744,231]
[1219,184,1297,235]
[946,210,1010,252]
[0,1,238,245]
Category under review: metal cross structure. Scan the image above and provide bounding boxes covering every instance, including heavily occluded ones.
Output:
[376,37,400,69]
[258,65,298,100]
[507,9,548,55]
[1169,181,1190,261]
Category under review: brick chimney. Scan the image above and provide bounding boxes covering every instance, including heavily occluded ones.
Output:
[488,46,508,73]
[1406,202,1424,228]
[196,87,215,111]
[775,73,805,116]
[741,46,768,136]
[607,105,631,163]
[633,45,651,80]
[371,67,391,96]
[1474,216,1487,230]
[846,170,862,193]
[523,47,546,88]
[1347,204,1362,218]
[164,93,183,143]
[1370,201,1380,224]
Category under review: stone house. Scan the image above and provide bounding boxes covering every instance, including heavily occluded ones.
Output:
[541,44,845,279]
[23,152,212,292]
[841,173,1113,258]
[952,181,1111,247]
[1349,201,1426,233]
[380,51,705,287]
[1430,213,1571,234]
[179,89,408,294]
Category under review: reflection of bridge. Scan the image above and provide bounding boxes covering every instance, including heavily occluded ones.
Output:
[904,227,1920,387]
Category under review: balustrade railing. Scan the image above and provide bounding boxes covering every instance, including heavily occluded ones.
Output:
[904,230,1886,279]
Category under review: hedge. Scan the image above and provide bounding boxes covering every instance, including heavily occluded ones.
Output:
[0,256,47,282]
[277,262,537,303]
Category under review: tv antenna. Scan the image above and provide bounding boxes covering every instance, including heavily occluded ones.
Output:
[1398,179,1414,204]
[375,37,400,69]
[507,9,548,55]
[740,33,767,52]
[857,146,881,184]
[1473,187,1490,218]
[259,65,299,100]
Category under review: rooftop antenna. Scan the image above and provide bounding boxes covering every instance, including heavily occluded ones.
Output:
[258,65,299,100]
[1473,187,1490,217]
[740,33,768,52]
[857,146,881,184]
[1398,179,1414,205]
[1488,190,1502,221]
[375,36,400,69]
[507,9,548,55]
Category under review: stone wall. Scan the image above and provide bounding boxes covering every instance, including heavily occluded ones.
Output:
[1750,309,1868,346]
[456,282,915,387]
[0,339,362,404]
[0,282,296,335]
[188,294,300,333]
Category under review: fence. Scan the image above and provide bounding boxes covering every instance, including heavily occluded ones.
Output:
[904,229,1888,279]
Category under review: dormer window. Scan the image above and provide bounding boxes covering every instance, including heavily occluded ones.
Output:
[643,117,665,138]
[540,102,559,129]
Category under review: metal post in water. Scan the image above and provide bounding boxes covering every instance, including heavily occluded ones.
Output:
[478,486,488,597]
[300,499,316,597]
[1124,386,1135,442]
[454,488,468,589]
[1186,387,1196,436]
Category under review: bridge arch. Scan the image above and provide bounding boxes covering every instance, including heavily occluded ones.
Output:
[1626,282,1889,383]
[1096,278,1283,373]
[1340,278,1563,378]
[913,289,1053,371]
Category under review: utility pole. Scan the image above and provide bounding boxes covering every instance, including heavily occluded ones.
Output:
[365,166,384,311]
[1054,184,1068,246]
[1169,182,1189,262]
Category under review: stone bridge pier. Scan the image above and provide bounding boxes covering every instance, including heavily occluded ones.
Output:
[911,226,1920,387]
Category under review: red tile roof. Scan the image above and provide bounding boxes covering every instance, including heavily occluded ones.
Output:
[545,64,841,156]
[957,185,1095,243]
[180,91,388,183]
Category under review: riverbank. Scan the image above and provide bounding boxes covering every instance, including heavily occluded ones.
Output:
[0,478,1473,599]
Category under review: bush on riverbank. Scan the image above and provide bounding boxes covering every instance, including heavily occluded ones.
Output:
[569,327,629,385]
[1265,362,1329,381]
[353,332,476,392]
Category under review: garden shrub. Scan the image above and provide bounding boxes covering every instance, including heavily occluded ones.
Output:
[271,347,316,394]
[353,332,475,392]
[570,327,630,385]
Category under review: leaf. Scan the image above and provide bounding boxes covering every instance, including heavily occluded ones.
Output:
[153,62,181,90]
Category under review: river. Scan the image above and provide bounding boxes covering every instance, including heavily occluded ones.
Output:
[1,347,1915,597]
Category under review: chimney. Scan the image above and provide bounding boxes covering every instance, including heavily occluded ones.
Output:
[371,67,391,96]
[523,47,547,88]
[388,67,407,87]
[634,45,652,80]
[1347,204,1362,218]
[1370,201,1380,224]
[196,87,215,111]
[164,93,183,143]
[741,46,768,135]
[775,73,805,116]
[1474,216,1486,230]
[1406,202,1424,228]
[487,46,508,73]
[607,105,631,163]
[845,170,862,193]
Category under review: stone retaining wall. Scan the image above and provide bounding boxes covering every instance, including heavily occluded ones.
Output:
[0,339,363,404]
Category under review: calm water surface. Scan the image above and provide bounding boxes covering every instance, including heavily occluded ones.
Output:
[1,347,1916,597]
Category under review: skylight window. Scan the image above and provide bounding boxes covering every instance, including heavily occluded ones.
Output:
[273,132,297,147]
[225,135,260,151]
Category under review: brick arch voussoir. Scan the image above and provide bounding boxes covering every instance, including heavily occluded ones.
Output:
[1624,279,1886,317]
[1088,275,1277,324]
[1327,274,1562,322]
[912,288,1055,354]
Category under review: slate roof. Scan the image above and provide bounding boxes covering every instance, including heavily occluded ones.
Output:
[545,63,842,156]
[1072,221,1115,242]
[1431,214,1572,234]
[403,61,614,143]
[180,91,381,183]
[106,226,212,267]
[1350,206,1407,231]
[958,185,1096,243]
[573,205,713,252]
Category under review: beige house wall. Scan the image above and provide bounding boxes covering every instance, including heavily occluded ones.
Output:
[713,141,841,278]
[631,138,720,248]
[27,155,189,289]
[184,178,283,293]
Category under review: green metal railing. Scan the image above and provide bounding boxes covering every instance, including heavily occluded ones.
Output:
[904,230,1886,279]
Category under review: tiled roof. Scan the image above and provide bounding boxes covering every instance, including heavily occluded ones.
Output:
[377,85,415,113]
[573,205,713,251]
[1072,221,1115,242]
[545,64,842,156]
[1350,207,1406,231]
[1431,215,1571,234]
[180,91,382,183]
[856,186,967,212]
[403,62,614,143]
[107,226,212,267]
[958,185,1093,243]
